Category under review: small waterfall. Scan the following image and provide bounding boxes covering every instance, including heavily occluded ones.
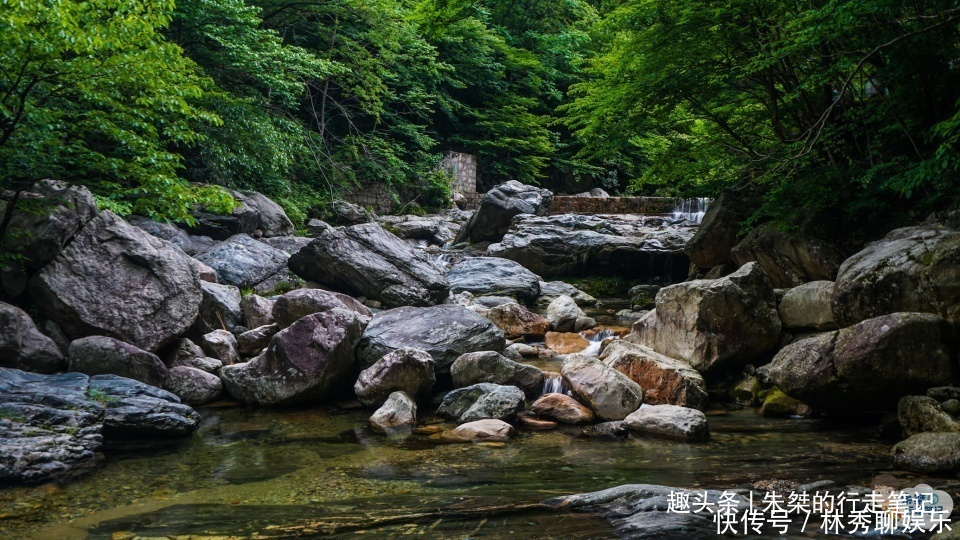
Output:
[431,252,457,270]
[541,374,565,395]
[580,329,617,357]
[672,197,711,224]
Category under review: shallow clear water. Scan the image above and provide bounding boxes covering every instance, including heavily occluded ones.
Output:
[1,401,894,539]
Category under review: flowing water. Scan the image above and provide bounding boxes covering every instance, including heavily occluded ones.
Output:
[673,197,712,224]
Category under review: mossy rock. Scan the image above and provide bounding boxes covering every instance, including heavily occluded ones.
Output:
[761,387,809,417]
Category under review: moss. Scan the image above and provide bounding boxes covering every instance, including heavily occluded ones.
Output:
[567,275,632,298]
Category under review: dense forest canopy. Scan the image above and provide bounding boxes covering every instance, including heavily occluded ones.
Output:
[1,0,958,232]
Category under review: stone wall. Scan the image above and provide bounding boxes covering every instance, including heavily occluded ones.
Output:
[440,152,482,209]
[546,196,675,215]
[342,183,395,214]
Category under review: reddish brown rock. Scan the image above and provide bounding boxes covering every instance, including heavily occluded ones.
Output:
[545,332,589,354]
[600,341,708,409]
[530,393,595,424]
[486,303,550,338]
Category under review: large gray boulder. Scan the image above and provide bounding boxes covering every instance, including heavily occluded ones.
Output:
[289,222,449,308]
[0,367,199,483]
[68,336,168,387]
[730,224,842,288]
[240,294,275,329]
[624,405,710,441]
[126,215,212,256]
[184,189,294,240]
[561,354,644,421]
[546,295,584,332]
[272,288,371,329]
[488,213,693,279]
[437,383,525,423]
[832,225,960,326]
[357,305,505,372]
[683,190,752,269]
[600,341,707,409]
[219,309,365,405]
[1,180,99,298]
[192,281,243,334]
[325,200,373,226]
[165,338,222,373]
[450,351,545,397]
[0,301,64,373]
[354,347,436,407]
[778,281,837,330]
[453,181,552,244]
[198,330,240,366]
[628,262,781,374]
[259,235,312,255]
[760,312,955,413]
[536,281,597,307]
[194,234,289,288]
[898,395,960,437]
[30,211,201,352]
[892,433,960,474]
[445,257,541,301]
[236,324,278,356]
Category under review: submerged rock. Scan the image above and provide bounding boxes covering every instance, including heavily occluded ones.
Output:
[761,312,955,413]
[561,355,643,421]
[289,222,449,308]
[435,419,515,443]
[628,262,781,374]
[30,211,202,352]
[194,234,289,288]
[892,433,960,474]
[68,336,168,387]
[0,300,64,373]
[832,225,960,326]
[453,181,552,244]
[437,383,525,423]
[369,391,417,433]
[488,213,693,279]
[624,405,709,441]
[450,351,545,397]
[354,347,436,407]
[530,393,595,424]
[600,341,707,409]
[220,309,366,405]
[357,305,505,373]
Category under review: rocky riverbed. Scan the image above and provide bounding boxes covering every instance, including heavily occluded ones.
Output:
[2,180,959,537]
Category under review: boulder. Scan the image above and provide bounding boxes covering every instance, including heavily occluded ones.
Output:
[624,405,710,441]
[184,189,293,239]
[928,387,960,403]
[546,295,584,332]
[240,294,275,329]
[898,396,960,436]
[259,235,313,255]
[487,213,693,280]
[165,338,222,373]
[272,288,372,329]
[1,180,99,297]
[306,219,333,237]
[219,309,365,405]
[30,211,202,352]
[453,181,552,244]
[385,215,453,246]
[474,295,517,309]
[437,383,525,423]
[0,301,64,373]
[445,257,541,301]
[325,200,372,226]
[251,266,301,295]
[68,336,168,387]
[628,284,660,310]
[87,374,200,436]
[236,324,279,356]
[599,341,707,409]
[435,419,515,443]
[575,316,596,332]
[194,234,289,288]
[126,215,207,256]
[760,388,810,417]
[561,355,644,421]
[628,262,781,374]
[760,313,955,413]
[190,258,219,283]
[832,225,960,326]
[683,190,752,268]
[530,393,595,424]
[892,433,960,474]
[198,330,240,366]
[357,305,505,372]
[192,281,243,334]
[545,332,590,354]
[778,281,837,330]
[730,224,842,288]
[369,391,417,433]
[450,351,545,397]
[289,223,449,308]
[486,302,550,338]
[354,347,436,407]
[164,366,223,404]
[536,281,597,307]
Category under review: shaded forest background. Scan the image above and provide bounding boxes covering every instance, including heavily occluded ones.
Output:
[2,0,959,235]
